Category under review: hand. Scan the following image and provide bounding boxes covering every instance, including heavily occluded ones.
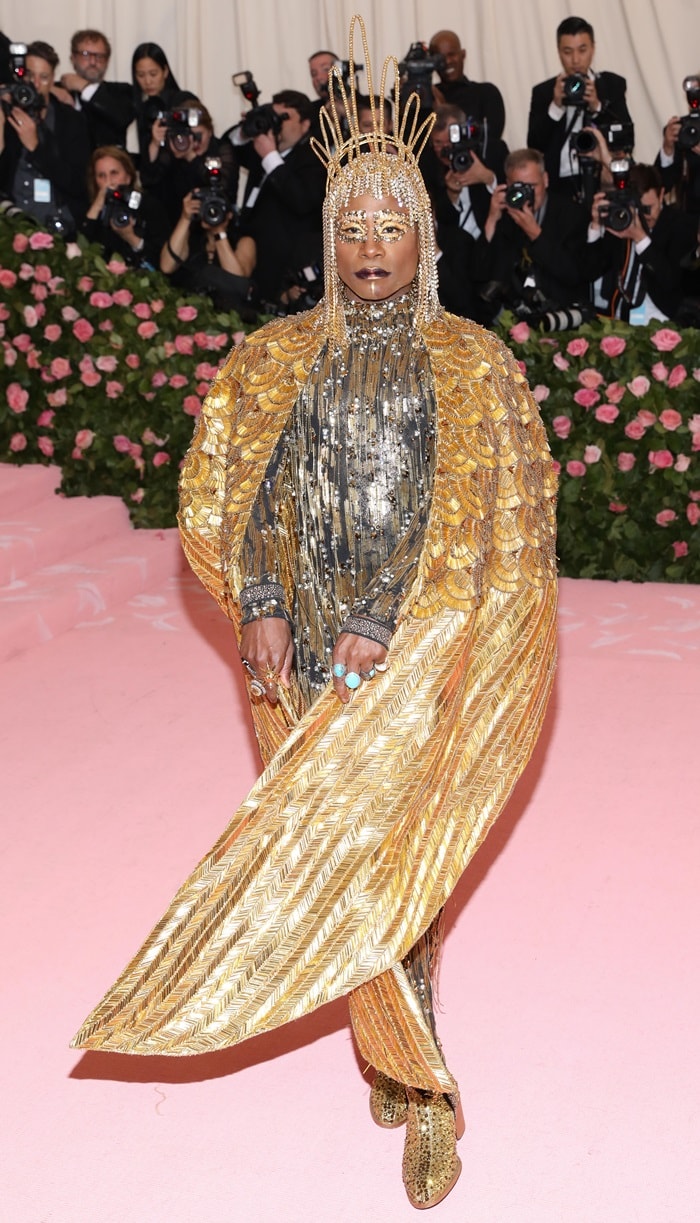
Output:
[8,106,39,151]
[506,201,541,241]
[201,209,233,235]
[581,125,612,168]
[239,618,294,706]
[331,632,388,705]
[552,72,568,109]
[151,115,168,148]
[611,210,647,244]
[86,184,108,220]
[51,84,75,107]
[252,129,277,159]
[60,71,88,94]
[584,77,601,112]
[662,116,681,156]
[181,191,201,223]
[484,182,507,241]
[590,189,608,231]
[445,153,494,193]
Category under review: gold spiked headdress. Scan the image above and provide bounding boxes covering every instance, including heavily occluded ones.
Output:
[310,15,440,345]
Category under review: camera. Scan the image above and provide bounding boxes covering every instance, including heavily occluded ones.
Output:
[192,157,230,227]
[398,42,445,109]
[281,261,325,313]
[537,306,590,332]
[2,43,43,117]
[100,186,142,229]
[158,106,204,154]
[232,70,261,107]
[445,119,484,173]
[240,102,287,141]
[562,73,588,106]
[598,158,638,232]
[678,75,700,151]
[504,181,536,211]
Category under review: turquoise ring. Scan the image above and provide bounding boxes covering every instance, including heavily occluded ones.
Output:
[332,662,347,678]
[345,671,361,690]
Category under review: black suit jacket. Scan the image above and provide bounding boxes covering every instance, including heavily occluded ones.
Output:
[76,80,135,150]
[584,206,698,321]
[439,76,505,142]
[0,94,91,224]
[238,136,326,303]
[478,191,589,310]
[656,146,700,216]
[527,71,632,189]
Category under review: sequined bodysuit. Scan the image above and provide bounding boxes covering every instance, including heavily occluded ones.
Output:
[240,295,437,701]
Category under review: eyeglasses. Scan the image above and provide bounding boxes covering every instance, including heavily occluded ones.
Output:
[76,50,108,62]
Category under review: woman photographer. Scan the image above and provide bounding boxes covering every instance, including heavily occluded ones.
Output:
[131,41,196,168]
[0,39,90,234]
[140,101,239,228]
[160,186,255,313]
[81,145,169,268]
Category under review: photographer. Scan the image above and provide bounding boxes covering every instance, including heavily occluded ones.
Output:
[307,49,339,139]
[527,16,633,198]
[82,145,169,268]
[428,30,505,140]
[478,147,589,322]
[131,42,197,167]
[234,89,325,307]
[586,162,698,324]
[0,39,90,233]
[160,187,254,314]
[423,103,507,239]
[141,101,239,228]
[59,29,134,150]
[656,76,700,216]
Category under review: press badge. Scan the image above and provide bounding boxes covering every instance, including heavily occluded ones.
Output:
[33,179,52,203]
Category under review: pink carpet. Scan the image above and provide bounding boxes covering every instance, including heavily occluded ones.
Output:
[2,462,698,1222]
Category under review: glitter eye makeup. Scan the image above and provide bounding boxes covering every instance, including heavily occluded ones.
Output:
[337,211,369,243]
[373,210,413,242]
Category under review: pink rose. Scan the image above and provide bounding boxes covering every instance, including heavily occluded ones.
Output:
[4,345,17,367]
[163,341,176,358]
[609,502,627,513]
[137,321,158,339]
[9,432,27,452]
[29,232,54,250]
[36,410,55,427]
[668,364,687,389]
[532,384,549,402]
[47,388,67,407]
[212,333,229,349]
[690,415,700,435]
[174,334,194,355]
[552,415,572,439]
[13,333,32,352]
[650,328,682,352]
[12,233,29,253]
[655,509,677,526]
[90,291,113,309]
[637,410,657,427]
[106,259,127,274]
[617,452,636,472]
[694,369,700,382]
[37,436,54,457]
[566,460,587,477]
[128,442,143,460]
[73,319,95,343]
[659,408,683,431]
[551,460,561,475]
[553,352,570,371]
[61,306,79,322]
[48,276,64,293]
[31,283,48,301]
[79,355,95,373]
[675,454,691,472]
[75,429,95,450]
[600,335,626,357]
[672,540,688,558]
[106,380,124,398]
[113,434,132,453]
[33,264,52,283]
[26,348,40,369]
[151,371,168,388]
[196,381,210,396]
[125,353,140,368]
[78,276,94,292]
[583,444,602,464]
[169,373,189,389]
[18,261,34,280]
[574,388,600,408]
[177,305,199,323]
[595,404,619,424]
[0,305,8,321]
[233,330,245,346]
[509,321,531,343]
[43,324,62,342]
[195,362,219,380]
[81,369,101,387]
[96,355,118,373]
[0,268,17,289]
[22,305,39,328]
[183,395,201,416]
[606,382,625,404]
[131,488,145,503]
[627,375,650,398]
[578,368,604,389]
[648,450,674,469]
[142,429,167,446]
[687,503,700,525]
[516,359,527,374]
[151,299,165,314]
[133,302,152,319]
[624,420,646,441]
[651,362,668,383]
[7,383,29,413]
[566,337,589,357]
[99,320,113,332]
[152,451,170,467]
[112,289,133,307]
[689,491,700,501]
[71,447,84,460]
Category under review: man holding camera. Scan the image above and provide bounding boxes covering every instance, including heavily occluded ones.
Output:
[307,49,339,139]
[141,102,239,228]
[58,29,134,150]
[585,162,698,324]
[656,76,700,217]
[428,29,505,141]
[424,103,507,236]
[235,89,325,307]
[527,16,632,198]
[477,146,589,321]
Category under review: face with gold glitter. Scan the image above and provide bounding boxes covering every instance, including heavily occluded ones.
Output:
[335,194,419,302]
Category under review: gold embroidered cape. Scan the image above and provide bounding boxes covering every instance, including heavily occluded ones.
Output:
[72,306,558,1060]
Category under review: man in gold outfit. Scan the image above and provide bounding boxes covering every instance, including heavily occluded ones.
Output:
[73,18,558,1210]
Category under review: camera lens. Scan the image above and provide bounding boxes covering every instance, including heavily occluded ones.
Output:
[572,129,598,156]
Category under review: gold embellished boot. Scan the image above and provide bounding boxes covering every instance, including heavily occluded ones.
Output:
[369,1071,408,1128]
[402,1088,462,1210]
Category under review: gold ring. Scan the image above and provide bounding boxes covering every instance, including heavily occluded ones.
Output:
[263,665,279,682]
